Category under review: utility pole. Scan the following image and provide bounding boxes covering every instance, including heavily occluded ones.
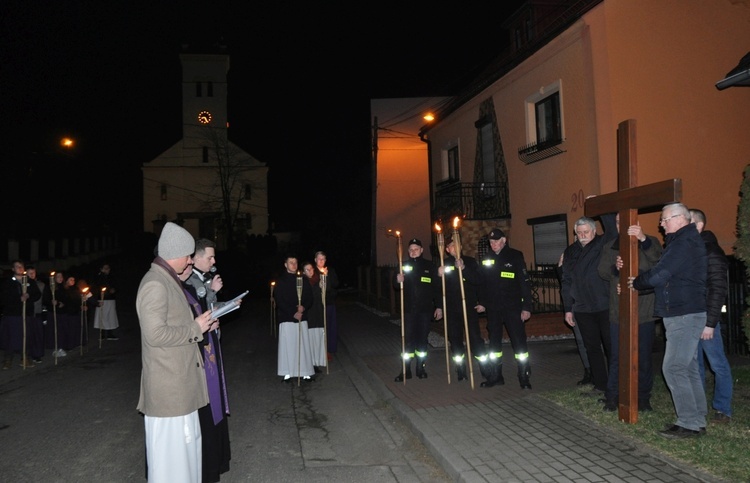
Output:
[371,116,378,267]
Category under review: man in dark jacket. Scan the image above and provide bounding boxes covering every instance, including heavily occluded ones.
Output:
[438,235,483,382]
[689,208,733,424]
[1,260,43,368]
[630,203,707,439]
[561,213,617,393]
[476,228,534,389]
[393,238,442,381]
[598,215,662,412]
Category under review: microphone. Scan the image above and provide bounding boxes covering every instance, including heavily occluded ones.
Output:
[205,266,218,281]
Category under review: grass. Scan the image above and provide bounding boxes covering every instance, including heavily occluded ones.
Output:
[541,365,750,482]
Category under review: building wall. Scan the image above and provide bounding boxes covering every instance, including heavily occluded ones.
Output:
[427,0,750,262]
[372,97,447,266]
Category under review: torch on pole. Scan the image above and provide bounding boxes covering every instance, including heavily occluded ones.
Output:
[21,272,28,370]
[80,287,90,355]
[270,282,276,338]
[387,229,406,385]
[453,217,475,389]
[50,272,58,365]
[296,272,303,387]
[435,223,451,384]
[98,287,106,349]
[320,268,329,375]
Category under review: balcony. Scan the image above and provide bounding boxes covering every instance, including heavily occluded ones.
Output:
[433,182,509,221]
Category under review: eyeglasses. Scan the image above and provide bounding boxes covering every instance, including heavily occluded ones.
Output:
[659,214,683,224]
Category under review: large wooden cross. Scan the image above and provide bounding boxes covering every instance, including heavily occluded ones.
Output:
[584,119,682,424]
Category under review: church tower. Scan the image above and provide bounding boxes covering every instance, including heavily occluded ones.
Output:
[180,45,230,150]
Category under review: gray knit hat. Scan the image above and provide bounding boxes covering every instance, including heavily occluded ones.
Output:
[158,222,195,260]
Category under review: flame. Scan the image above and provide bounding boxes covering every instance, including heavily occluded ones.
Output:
[82,287,89,294]
[434,223,441,232]
[50,271,56,277]
[101,287,107,293]
[271,281,275,287]
[452,216,460,229]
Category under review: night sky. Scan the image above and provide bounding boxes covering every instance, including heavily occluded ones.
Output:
[1,1,524,273]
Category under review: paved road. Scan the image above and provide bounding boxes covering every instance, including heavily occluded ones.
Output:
[0,294,450,482]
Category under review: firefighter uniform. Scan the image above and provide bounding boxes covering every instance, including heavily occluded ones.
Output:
[477,228,533,389]
[393,238,442,381]
[440,239,484,382]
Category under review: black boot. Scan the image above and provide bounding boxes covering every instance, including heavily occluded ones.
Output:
[518,361,532,390]
[394,361,412,382]
[456,362,467,381]
[416,357,428,379]
[480,361,504,388]
[577,368,592,386]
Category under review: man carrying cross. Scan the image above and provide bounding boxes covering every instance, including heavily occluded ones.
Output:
[629,203,708,439]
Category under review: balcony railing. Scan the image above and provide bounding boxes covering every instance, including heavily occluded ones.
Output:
[433,182,509,221]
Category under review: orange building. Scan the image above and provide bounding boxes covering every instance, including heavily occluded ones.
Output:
[421,0,750,265]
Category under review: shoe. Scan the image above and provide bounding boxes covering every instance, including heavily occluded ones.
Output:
[577,368,592,386]
[314,367,322,374]
[2,360,11,370]
[302,376,315,382]
[19,358,34,368]
[658,425,701,439]
[282,375,291,383]
[638,400,653,412]
[602,400,618,412]
[55,349,67,357]
[32,358,42,364]
[710,411,732,424]
[394,367,412,382]
[581,388,604,398]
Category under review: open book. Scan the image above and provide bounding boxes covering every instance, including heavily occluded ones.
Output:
[211,290,249,318]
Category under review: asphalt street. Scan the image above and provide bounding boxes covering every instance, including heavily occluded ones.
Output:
[0,292,450,483]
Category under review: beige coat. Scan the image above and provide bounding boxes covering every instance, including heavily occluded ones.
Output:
[136,262,208,417]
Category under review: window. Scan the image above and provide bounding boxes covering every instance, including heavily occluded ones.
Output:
[202,147,208,163]
[244,184,252,200]
[525,80,564,147]
[536,92,561,145]
[207,82,213,97]
[527,214,568,267]
[160,184,167,201]
[480,123,495,185]
[196,82,202,97]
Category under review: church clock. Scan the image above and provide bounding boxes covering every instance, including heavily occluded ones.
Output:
[197,110,212,124]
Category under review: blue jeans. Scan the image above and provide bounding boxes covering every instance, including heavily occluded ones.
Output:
[605,321,655,404]
[662,313,707,431]
[698,322,733,416]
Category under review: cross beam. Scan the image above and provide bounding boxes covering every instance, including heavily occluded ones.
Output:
[585,119,682,423]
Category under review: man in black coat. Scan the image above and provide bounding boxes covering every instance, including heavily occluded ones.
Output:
[476,229,534,389]
[393,238,442,381]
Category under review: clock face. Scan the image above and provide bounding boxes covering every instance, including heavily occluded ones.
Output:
[198,110,212,124]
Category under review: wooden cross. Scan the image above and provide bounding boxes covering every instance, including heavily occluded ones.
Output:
[584,119,682,424]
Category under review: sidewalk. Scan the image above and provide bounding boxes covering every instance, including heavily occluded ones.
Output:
[336,296,722,482]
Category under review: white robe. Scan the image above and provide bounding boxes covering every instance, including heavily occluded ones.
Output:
[277,320,314,377]
[144,411,201,482]
[308,327,327,367]
[94,300,119,330]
